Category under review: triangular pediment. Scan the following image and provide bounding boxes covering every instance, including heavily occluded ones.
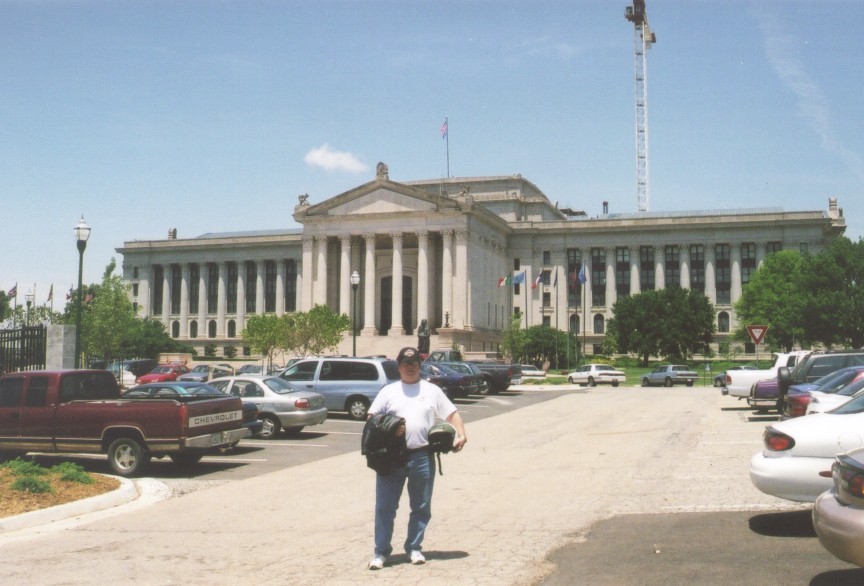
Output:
[330,188,437,215]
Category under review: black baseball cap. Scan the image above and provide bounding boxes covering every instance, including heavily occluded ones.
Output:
[397,347,421,365]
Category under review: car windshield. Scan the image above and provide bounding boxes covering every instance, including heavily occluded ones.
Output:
[829,390,864,415]
[444,363,472,374]
[150,366,171,374]
[263,377,300,394]
[835,377,864,397]
[191,365,209,373]
[596,365,615,371]
[812,368,864,392]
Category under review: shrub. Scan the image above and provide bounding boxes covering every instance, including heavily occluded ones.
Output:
[1,458,48,476]
[11,476,53,494]
[50,462,95,484]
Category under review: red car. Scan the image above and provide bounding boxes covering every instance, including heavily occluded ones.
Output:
[136,364,189,384]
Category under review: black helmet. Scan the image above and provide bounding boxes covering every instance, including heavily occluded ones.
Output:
[428,421,456,453]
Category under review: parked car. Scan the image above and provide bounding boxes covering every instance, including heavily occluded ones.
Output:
[107,358,158,388]
[776,349,864,413]
[278,356,399,420]
[419,362,482,399]
[750,391,864,502]
[714,365,757,388]
[124,381,263,439]
[520,364,546,378]
[805,368,864,415]
[567,364,625,387]
[780,366,864,418]
[209,375,327,439]
[426,350,520,394]
[136,363,190,384]
[177,363,235,383]
[641,365,698,387]
[813,447,864,567]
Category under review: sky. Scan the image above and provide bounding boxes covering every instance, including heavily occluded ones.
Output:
[2,0,862,307]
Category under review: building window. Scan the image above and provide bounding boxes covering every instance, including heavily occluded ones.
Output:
[689,245,705,293]
[207,263,218,314]
[569,314,580,332]
[591,248,606,306]
[227,263,237,314]
[170,265,181,315]
[542,291,551,307]
[640,246,655,291]
[513,257,520,271]
[132,283,138,297]
[171,321,180,338]
[208,320,217,338]
[542,315,551,327]
[152,265,163,314]
[542,250,551,265]
[593,314,605,334]
[664,246,680,287]
[265,260,276,313]
[190,320,198,338]
[246,262,257,314]
[616,247,630,299]
[799,242,809,255]
[716,244,731,305]
[766,241,782,255]
[227,320,236,338]
[741,243,756,286]
[567,248,582,309]
[718,311,730,333]
[285,259,297,312]
[133,266,139,279]
[189,264,199,314]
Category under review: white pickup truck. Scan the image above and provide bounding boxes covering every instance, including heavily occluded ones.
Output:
[724,350,811,399]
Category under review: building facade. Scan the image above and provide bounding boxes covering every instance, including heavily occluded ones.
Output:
[117,163,846,358]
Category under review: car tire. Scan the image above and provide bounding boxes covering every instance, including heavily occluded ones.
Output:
[641,378,649,387]
[568,376,575,384]
[107,437,150,477]
[588,377,596,387]
[713,378,723,388]
[258,415,282,439]
[612,382,619,387]
[664,377,673,387]
[347,397,370,421]
[686,380,694,387]
[169,453,203,467]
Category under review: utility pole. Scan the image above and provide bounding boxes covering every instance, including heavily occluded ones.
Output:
[625,1,656,212]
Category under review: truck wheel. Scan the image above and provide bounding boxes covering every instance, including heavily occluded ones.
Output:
[588,377,596,387]
[686,380,694,387]
[664,377,673,387]
[258,415,282,439]
[713,378,723,388]
[612,382,619,387]
[170,453,203,467]
[107,437,150,477]
[347,397,370,421]
[641,378,649,387]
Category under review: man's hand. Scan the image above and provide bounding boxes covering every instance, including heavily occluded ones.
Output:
[453,434,467,452]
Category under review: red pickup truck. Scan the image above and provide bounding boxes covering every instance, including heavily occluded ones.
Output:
[0,370,248,477]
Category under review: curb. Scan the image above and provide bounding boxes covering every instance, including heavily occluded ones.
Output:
[0,475,139,533]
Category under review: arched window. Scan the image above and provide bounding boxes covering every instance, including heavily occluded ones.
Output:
[227,320,236,338]
[569,314,580,333]
[718,311,730,333]
[208,320,217,338]
[189,320,198,339]
[171,321,180,338]
[593,314,605,334]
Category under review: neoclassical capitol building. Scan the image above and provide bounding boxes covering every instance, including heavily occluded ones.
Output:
[118,163,846,358]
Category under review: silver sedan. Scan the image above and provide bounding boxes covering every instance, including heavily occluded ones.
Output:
[814,447,864,567]
[210,375,327,439]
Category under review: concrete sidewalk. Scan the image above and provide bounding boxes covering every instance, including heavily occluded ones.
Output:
[0,387,795,585]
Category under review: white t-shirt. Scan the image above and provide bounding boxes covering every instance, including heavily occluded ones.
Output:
[368,379,457,450]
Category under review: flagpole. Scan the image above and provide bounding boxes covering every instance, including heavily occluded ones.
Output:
[444,116,450,178]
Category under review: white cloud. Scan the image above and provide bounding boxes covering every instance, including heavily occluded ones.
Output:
[303,144,368,173]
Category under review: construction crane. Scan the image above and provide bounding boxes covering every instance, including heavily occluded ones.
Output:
[625,0,656,212]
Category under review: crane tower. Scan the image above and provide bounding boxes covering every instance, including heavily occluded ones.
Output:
[625,0,656,212]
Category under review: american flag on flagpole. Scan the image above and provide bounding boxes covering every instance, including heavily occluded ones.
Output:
[47,284,53,303]
[7,284,17,297]
[440,118,448,139]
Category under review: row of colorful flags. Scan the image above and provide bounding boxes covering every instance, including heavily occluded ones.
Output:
[5,284,87,304]
[497,265,590,289]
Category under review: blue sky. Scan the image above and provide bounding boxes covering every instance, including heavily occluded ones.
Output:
[2,0,862,307]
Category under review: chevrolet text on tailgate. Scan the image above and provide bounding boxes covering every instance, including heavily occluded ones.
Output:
[0,370,248,477]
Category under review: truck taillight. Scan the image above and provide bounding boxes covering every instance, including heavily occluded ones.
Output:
[294,398,310,409]
[179,403,188,431]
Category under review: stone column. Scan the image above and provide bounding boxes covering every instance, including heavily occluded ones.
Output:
[441,230,454,327]
[390,232,405,335]
[255,260,265,315]
[731,243,743,305]
[217,262,227,336]
[179,264,189,336]
[137,266,151,318]
[456,231,470,329]
[197,265,206,333]
[301,237,314,312]
[417,231,429,327]
[583,251,593,311]
[161,266,170,327]
[276,259,286,316]
[757,242,767,267]
[315,236,328,308]
[236,262,246,333]
[654,245,665,290]
[705,244,716,303]
[362,234,378,335]
[680,246,690,289]
[339,235,352,317]
[605,247,616,308]
[630,246,640,295]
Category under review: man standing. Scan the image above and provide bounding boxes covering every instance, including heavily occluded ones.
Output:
[367,346,467,570]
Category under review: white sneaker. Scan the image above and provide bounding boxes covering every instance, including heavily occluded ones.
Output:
[368,555,385,570]
[409,550,426,565]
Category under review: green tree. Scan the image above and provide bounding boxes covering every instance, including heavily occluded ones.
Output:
[241,314,286,370]
[733,250,806,351]
[500,314,526,363]
[799,237,864,348]
[519,325,578,370]
[80,261,137,364]
[289,305,351,357]
[608,287,715,364]
[0,291,10,324]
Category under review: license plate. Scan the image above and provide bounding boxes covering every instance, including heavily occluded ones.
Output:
[210,431,225,446]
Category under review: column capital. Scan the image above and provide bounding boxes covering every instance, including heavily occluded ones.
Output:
[391,231,403,244]
[363,233,376,244]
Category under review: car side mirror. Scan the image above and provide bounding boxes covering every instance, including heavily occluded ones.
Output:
[777,366,791,395]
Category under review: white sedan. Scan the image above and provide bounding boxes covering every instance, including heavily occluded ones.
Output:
[520,364,546,378]
[806,372,864,414]
[750,392,864,502]
[567,364,626,387]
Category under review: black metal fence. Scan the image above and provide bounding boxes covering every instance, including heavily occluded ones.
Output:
[0,325,47,373]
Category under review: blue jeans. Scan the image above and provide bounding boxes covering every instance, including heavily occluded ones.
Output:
[374,450,436,557]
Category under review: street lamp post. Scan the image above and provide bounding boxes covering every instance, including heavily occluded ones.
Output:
[350,270,360,357]
[74,216,91,369]
[25,290,34,326]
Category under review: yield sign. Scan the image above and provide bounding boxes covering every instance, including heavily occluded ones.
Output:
[746,325,768,345]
